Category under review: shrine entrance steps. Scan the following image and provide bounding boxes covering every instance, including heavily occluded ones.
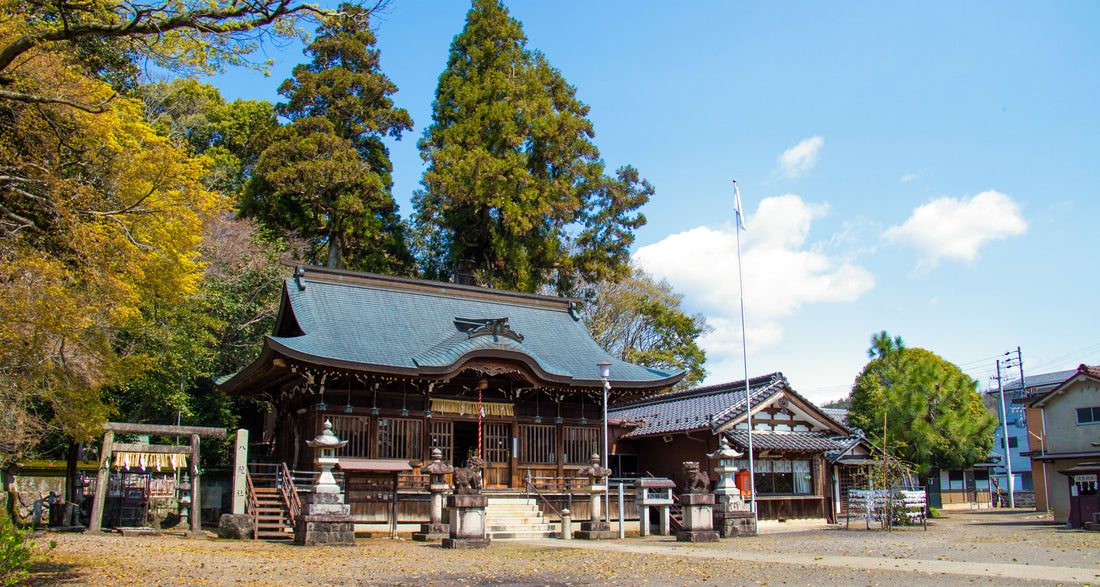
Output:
[252,485,294,539]
[485,494,555,540]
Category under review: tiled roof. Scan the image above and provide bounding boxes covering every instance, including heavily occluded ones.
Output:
[1029,364,1100,409]
[221,266,682,391]
[609,373,787,437]
[998,368,1078,394]
[726,431,852,453]
[820,407,849,425]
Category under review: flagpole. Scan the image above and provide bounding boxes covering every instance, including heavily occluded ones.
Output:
[733,179,757,526]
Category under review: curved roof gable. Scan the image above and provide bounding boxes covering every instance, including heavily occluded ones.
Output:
[252,266,681,389]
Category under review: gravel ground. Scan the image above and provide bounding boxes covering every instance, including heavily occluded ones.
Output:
[22,510,1100,586]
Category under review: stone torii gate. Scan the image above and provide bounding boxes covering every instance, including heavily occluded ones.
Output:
[87,422,226,536]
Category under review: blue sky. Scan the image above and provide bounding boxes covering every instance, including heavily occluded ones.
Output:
[206,1,1100,403]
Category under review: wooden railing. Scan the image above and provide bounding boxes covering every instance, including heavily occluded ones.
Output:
[245,470,259,539]
[278,462,302,525]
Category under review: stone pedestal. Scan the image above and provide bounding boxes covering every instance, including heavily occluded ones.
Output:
[714,493,756,537]
[576,484,616,540]
[677,493,719,543]
[412,483,451,541]
[714,509,756,537]
[442,494,490,549]
[294,492,356,546]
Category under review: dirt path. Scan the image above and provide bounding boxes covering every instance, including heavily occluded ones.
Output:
[24,510,1100,586]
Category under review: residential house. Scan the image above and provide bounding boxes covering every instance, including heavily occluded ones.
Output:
[1024,364,1100,522]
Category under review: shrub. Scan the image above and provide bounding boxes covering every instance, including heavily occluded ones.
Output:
[0,511,32,586]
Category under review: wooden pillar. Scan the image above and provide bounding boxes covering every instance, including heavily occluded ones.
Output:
[189,434,202,536]
[87,431,114,533]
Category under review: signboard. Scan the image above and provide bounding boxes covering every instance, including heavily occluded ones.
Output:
[1074,474,1097,484]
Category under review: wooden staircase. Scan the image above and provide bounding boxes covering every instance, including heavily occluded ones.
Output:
[252,485,294,539]
[485,495,555,540]
[246,463,302,540]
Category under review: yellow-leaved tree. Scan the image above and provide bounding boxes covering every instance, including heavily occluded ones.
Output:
[0,31,227,464]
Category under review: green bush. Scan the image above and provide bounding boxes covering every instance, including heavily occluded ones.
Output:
[0,511,32,587]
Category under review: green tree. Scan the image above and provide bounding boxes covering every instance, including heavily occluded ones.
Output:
[846,331,995,477]
[104,218,293,465]
[0,0,348,109]
[243,4,413,272]
[141,79,279,200]
[581,267,709,389]
[413,0,648,293]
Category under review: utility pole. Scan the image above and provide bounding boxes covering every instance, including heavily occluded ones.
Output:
[994,360,1015,508]
[1001,347,1027,508]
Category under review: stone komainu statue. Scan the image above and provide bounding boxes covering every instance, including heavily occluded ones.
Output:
[452,456,487,495]
[682,461,710,494]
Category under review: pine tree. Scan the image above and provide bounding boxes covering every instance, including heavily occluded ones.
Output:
[243,3,413,272]
[847,331,996,476]
[414,0,648,293]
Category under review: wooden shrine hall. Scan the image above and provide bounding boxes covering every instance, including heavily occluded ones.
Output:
[217,266,684,500]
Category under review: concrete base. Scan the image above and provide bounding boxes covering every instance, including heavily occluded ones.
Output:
[294,515,356,546]
[715,510,757,537]
[441,537,491,549]
[574,529,618,540]
[677,529,720,543]
[412,523,450,542]
[576,521,615,540]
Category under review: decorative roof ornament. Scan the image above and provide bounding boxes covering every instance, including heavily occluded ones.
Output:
[454,317,524,343]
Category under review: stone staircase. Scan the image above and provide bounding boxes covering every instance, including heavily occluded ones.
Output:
[485,495,555,540]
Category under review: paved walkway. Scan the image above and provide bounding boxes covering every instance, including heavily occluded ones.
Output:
[528,538,1097,583]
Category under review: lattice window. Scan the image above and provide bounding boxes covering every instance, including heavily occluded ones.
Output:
[483,423,510,463]
[328,415,370,458]
[519,424,555,464]
[377,418,422,460]
[563,426,597,464]
[430,420,453,464]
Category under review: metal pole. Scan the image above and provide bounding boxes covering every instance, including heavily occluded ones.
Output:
[733,180,757,525]
[995,360,1015,508]
[602,378,610,527]
[1011,347,1025,507]
[602,379,609,472]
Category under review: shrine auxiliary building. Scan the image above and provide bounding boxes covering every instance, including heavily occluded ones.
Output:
[217,265,683,493]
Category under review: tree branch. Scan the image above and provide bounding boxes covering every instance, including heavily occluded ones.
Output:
[0,88,116,112]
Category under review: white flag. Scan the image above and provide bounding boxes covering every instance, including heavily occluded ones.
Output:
[733,180,747,231]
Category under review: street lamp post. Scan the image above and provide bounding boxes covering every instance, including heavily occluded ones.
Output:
[598,362,611,473]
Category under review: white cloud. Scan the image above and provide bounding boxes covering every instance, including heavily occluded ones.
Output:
[900,173,918,183]
[883,190,1027,268]
[634,194,875,384]
[777,136,824,178]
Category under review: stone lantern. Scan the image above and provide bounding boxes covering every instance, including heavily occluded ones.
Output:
[709,436,755,536]
[413,447,453,541]
[294,419,355,546]
[308,419,347,492]
[576,452,615,540]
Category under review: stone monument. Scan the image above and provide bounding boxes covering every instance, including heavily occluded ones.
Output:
[413,447,453,541]
[676,461,719,543]
[294,420,356,546]
[709,437,756,536]
[442,456,490,549]
[575,453,616,540]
